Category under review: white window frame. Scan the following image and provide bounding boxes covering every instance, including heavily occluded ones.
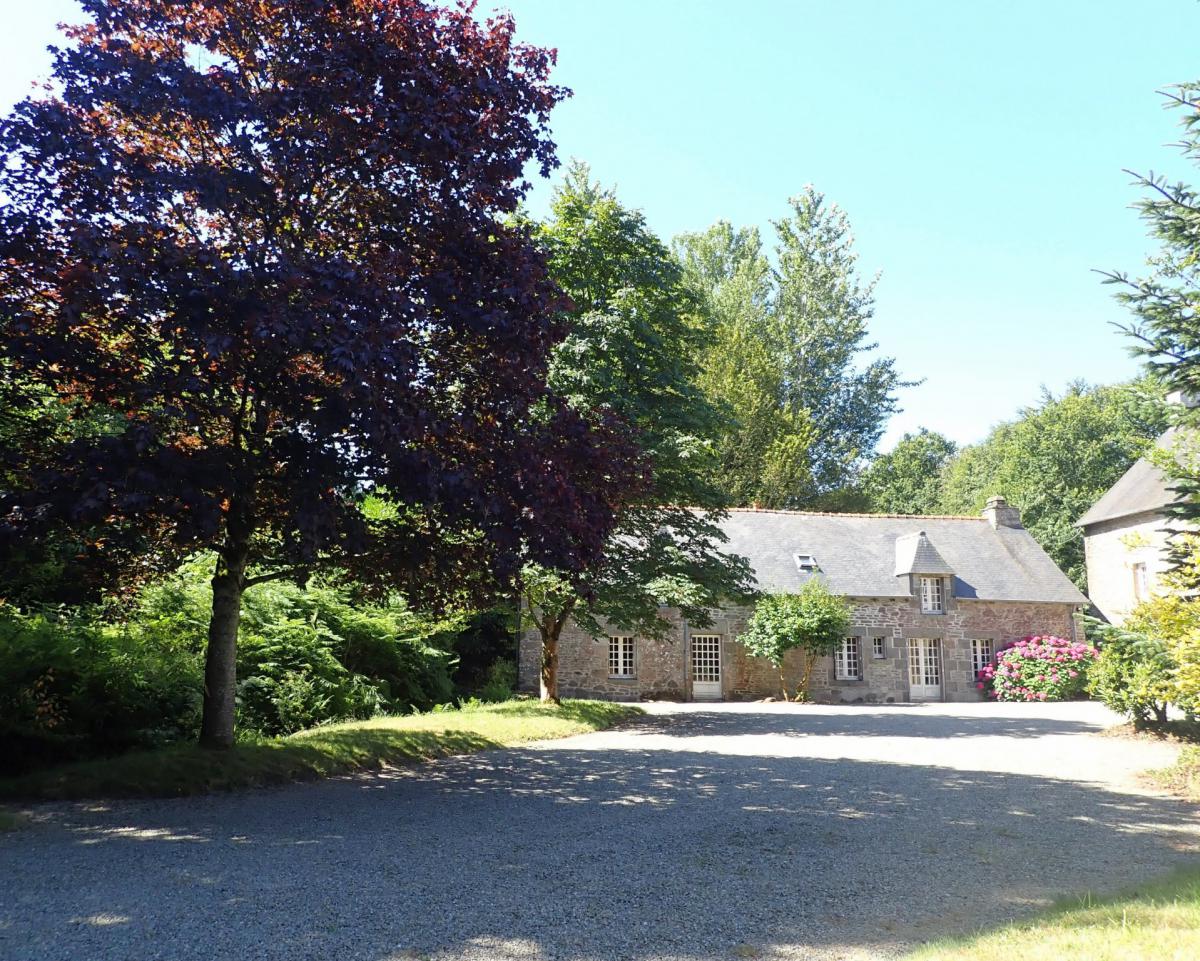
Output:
[608,635,635,678]
[872,635,886,659]
[971,638,993,677]
[835,637,861,681]
[1132,562,1149,602]
[920,576,945,614]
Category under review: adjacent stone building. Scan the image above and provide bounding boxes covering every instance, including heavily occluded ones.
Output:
[1077,420,1193,625]
[518,497,1087,703]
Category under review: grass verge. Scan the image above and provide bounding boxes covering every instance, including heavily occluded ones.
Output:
[0,699,642,802]
[1151,744,1200,801]
[904,867,1200,961]
[0,809,26,831]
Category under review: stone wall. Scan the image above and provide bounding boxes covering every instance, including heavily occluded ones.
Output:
[518,597,1082,703]
[1082,510,1180,625]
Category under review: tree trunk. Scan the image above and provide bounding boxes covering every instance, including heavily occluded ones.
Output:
[778,663,789,702]
[796,652,817,703]
[540,622,562,705]
[199,544,249,749]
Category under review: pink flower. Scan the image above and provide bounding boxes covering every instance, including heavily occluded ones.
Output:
[976,682,985,689]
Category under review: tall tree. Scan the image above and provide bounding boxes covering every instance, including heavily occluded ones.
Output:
[772,188,914,498]
[0,0,626,747]
[675,223,817,506]
[939,379,1169,590]
[525,166,753,702]
[861,429,958,515]
[676,189,910,508]
[1110,80,1200,535]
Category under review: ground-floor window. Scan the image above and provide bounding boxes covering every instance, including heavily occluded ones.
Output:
[871,635,886,658]
[970,638,992,677]
[835,637,862,680]
[609,635,635,677]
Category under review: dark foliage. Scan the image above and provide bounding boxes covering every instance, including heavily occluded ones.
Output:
[0,0,636,744]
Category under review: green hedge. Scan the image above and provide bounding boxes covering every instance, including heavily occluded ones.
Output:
[0,559,468,774]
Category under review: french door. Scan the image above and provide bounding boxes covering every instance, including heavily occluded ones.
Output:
[690,634,723,701]
[908,638,942,700]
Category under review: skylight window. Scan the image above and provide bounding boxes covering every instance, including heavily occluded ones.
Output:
[794,553,818,573]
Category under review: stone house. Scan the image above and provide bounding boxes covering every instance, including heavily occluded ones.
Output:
[518,497,1088,703]
[1078,407,1194,625]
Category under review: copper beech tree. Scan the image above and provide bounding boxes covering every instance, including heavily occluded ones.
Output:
[0,0,636,747]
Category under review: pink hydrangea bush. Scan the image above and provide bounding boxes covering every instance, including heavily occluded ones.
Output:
[976,635,1098,702]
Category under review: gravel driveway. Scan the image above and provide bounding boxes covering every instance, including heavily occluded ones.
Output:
[2,701,1197,961]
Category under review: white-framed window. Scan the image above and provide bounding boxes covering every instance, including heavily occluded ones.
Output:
[872,636,886,659]
[835,637,861,680]
[971,638,993,677]
[920,576,945,613]
[1132,562,1149,602]
[608,636,635,678]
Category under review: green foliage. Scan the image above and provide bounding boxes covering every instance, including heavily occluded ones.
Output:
[1083,616,1175,724]
[861,429,957,515]
[739,581,850,699]
[525,166,754,692]
[478,659,518,703]
[1109,83,1200,544]
[674,222,818,506]
[939,378,1168,589]
[0,560,461,771]
[0,604,204,775]
[1082,533,1200,724]
[676,189,912,508]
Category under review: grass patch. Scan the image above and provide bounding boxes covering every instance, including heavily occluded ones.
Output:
[1151,744,1200,801]
[0,699,642,802]
[904,867,1200,961]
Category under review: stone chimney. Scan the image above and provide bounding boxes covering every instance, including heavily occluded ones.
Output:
[982,495,1022,529]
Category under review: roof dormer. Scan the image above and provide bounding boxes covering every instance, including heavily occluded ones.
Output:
[894,530,955,577]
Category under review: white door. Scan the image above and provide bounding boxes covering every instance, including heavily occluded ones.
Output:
[691,634,723,701]
[908,638,942,700]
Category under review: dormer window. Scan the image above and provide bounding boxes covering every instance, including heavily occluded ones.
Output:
[920,576,945,614]
[794,553,818,573]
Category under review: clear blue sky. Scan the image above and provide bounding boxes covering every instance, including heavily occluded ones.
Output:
[4,1,1198,450]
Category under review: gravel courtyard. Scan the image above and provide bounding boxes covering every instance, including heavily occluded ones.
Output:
[1,701,1197,961]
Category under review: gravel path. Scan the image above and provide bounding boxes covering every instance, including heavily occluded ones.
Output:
[1,702,1197,961]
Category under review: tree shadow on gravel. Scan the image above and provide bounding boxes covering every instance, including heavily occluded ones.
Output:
[1,737,1196,961]
[621,708,1106,741]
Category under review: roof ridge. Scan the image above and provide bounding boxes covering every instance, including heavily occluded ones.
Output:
[724,507,985,521]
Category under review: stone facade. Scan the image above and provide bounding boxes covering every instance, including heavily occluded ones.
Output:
[518,595,1081,704]
[1082,510,1179,625]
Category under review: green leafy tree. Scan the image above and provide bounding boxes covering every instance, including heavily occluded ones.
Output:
[861,429,958,515]
[0,0,626,748]
[939,379,1168,589]
[738,581,850,701]
[525,166,753,702]
[675,222,818,507]
[675,189,911,508]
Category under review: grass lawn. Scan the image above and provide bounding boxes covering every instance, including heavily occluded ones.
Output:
[905,867,1200,961]
[0,699,641,802]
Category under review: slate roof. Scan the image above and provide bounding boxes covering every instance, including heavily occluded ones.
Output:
[1076,427,1186,529]
[894,531,955,576]
[719,509,1087,605]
